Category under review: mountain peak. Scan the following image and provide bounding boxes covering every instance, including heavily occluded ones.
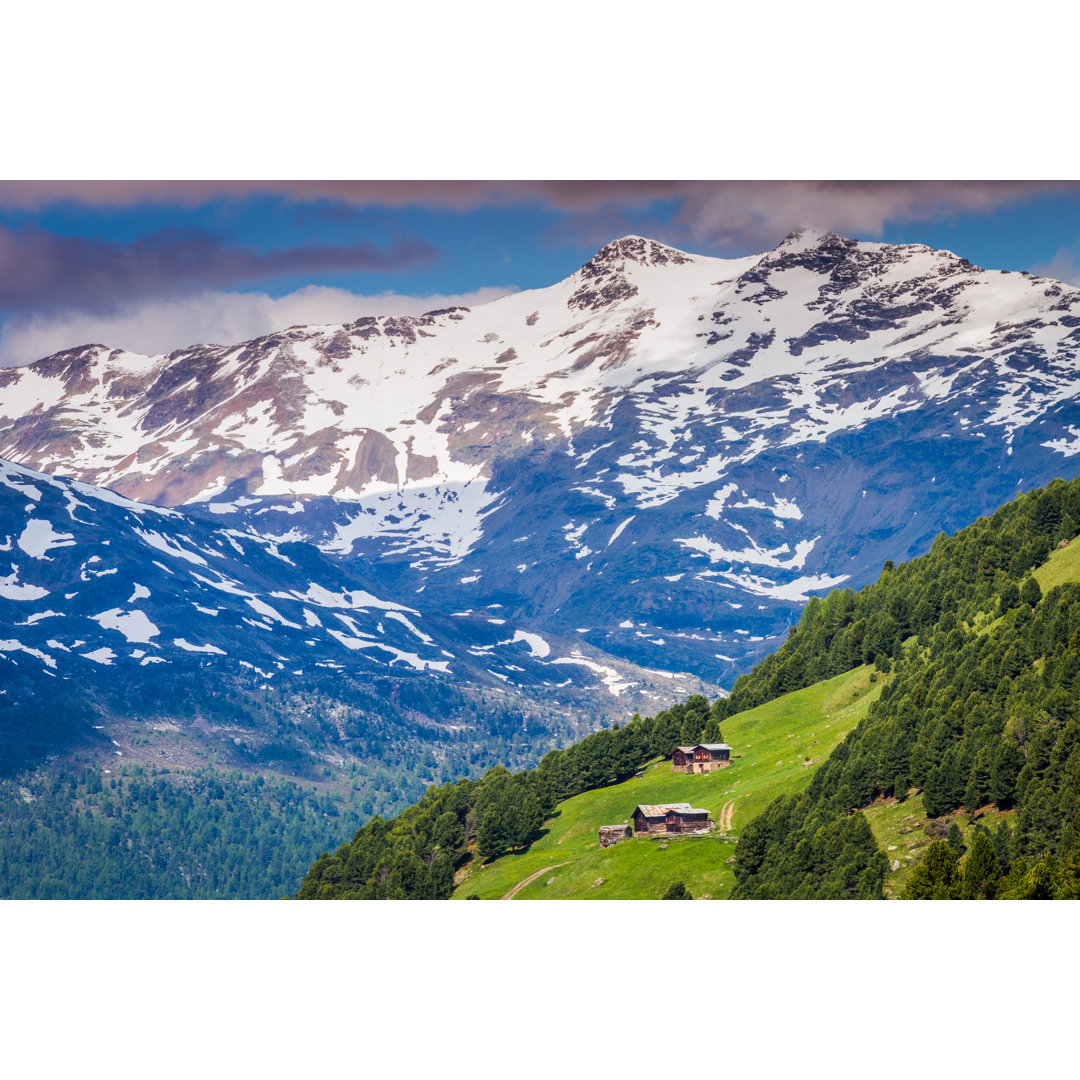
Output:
[568,236,696,313]
[580,236,696,275]
[775,225,846,252]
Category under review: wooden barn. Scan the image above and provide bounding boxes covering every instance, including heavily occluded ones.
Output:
[671,746,697,771]
[632,803,715,835]
[672,743,732,773]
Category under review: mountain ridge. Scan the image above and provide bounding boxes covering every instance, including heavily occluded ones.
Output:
[4,228,1080,689]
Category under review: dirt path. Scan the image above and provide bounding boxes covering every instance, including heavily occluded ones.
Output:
[502,862,572,900]
[719,801,736,831]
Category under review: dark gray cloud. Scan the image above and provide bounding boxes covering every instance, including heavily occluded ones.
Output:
[0,223,437,315]
[2,181,1077,321]
[0,180,1076,251]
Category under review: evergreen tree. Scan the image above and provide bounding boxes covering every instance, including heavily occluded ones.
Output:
[678,712,702,747]
[999,581,1020,612]
[433,810,464,854]
[701,717,722,744]
[961,830,1002,899]
[902,840,961,899]
[991,821,1013,876]
[1021,577,1043,607]
[662,881,692,899]
[989,741,1023,807]
[1003,855,1029,895]
[963,745,994,815]
[476,796,512,860]
[1007,854,1061,899]
[924,750,965,817]
[947,822,967,856]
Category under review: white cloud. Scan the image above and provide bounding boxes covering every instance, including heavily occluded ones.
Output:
[0,284,517,367]
[1030,246,1080,287]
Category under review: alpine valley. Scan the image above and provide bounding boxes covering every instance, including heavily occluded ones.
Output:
[4,227,1080,898]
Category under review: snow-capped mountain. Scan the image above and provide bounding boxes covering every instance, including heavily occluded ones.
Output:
[4,229,1080,688]
[0,455,701,716]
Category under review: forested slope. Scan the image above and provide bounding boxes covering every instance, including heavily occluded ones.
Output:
[733,478,1080,898]
[0,765,366,899]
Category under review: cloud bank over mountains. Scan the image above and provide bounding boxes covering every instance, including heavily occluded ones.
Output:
[0,223,438,314]
[0,283,516,366]
[1,180,1073,250]
[1,180,1078,367]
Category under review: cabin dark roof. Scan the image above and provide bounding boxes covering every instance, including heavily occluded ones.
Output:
[635,803,709,817]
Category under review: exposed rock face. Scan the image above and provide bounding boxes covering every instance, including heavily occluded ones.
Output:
[4,229,1080,686]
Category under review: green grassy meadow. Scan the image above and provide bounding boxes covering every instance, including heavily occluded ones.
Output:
[1033,536,1080,593]
[452,663,886,900]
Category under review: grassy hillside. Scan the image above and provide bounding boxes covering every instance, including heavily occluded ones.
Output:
[1033,535,1080,593]
[731,475,1080,899]
[452,664,884,899]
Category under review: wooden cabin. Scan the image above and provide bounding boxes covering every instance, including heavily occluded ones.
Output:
[671,746,697,771]
[632,803,715,835]
[598,824,632,848]
[672,743,732,773]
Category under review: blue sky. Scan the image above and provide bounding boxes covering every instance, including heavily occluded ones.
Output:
[1,180,1079,365]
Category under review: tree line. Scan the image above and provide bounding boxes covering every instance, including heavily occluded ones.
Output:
[902,812,1080,899]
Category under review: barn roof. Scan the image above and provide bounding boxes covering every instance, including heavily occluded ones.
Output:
[635,803,709,817]
[675,746,697,754]
[696,743,732,751]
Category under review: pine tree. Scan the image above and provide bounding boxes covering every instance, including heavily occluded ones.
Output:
[701,717,722,744]
[990,740,1023,807]
[902,840,961,899]
[999,581,1020,612]
[925,750,965,817]
[961,829,1002,899]
[963,745,994,815]
[1008,854,1062,899]
[1020,577,1043,607]
[433,810,464,854]
[476,796,512,860]
[947,822,967,856]
[991,821,1013,876]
